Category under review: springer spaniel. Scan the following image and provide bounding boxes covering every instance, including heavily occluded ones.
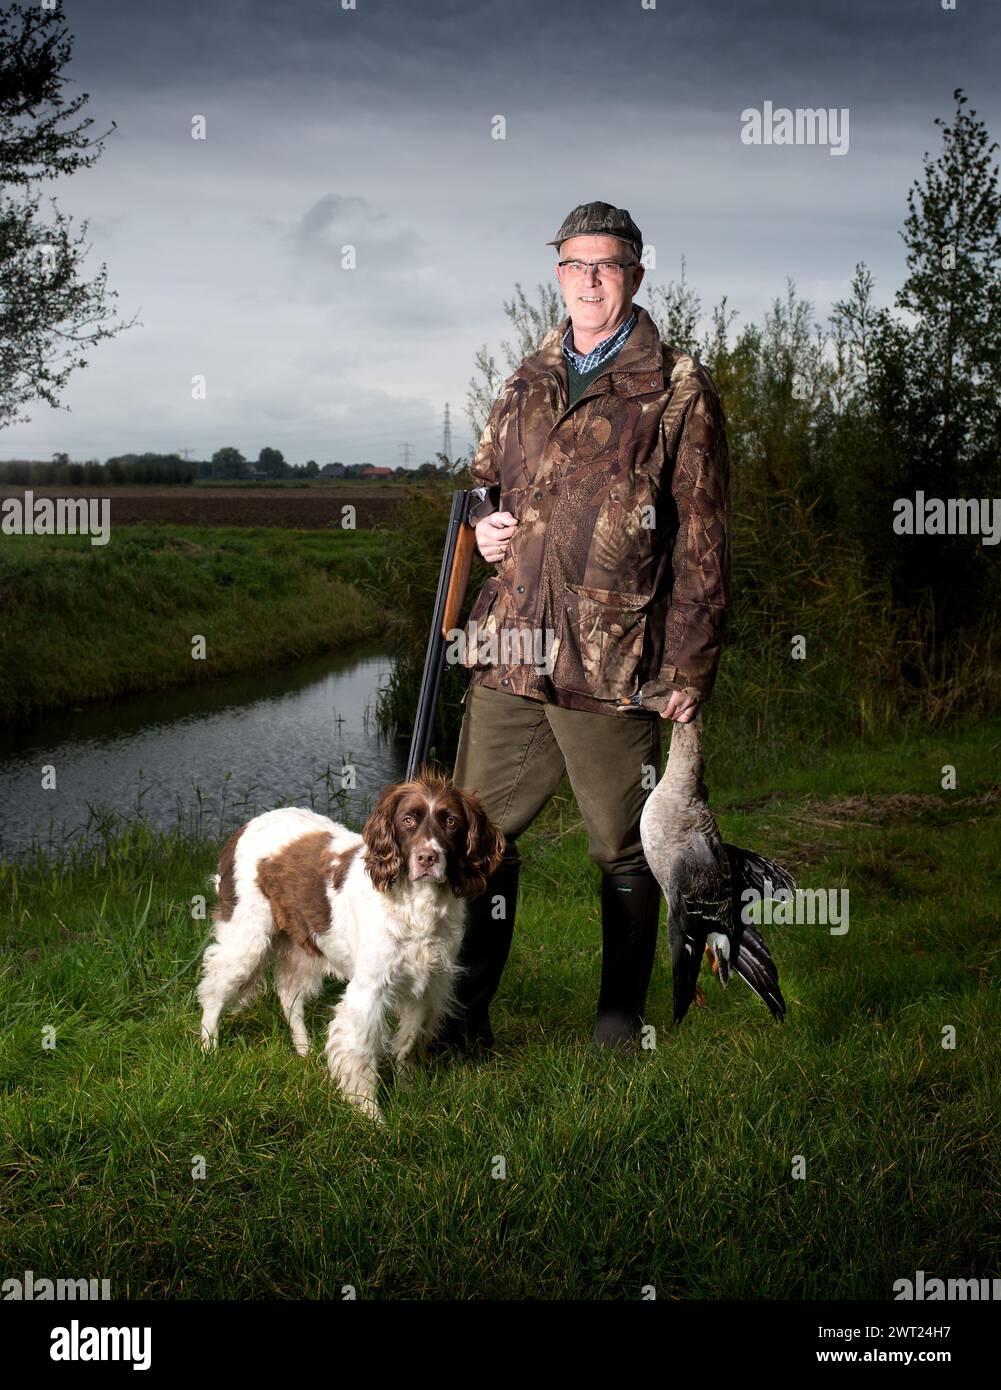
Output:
[197,772,505,1121]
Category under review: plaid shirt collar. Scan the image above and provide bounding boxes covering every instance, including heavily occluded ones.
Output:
[561,310,637,374]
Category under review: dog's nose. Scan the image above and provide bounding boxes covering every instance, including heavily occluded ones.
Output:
[416,847,439,870]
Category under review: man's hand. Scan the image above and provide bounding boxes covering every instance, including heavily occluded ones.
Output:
[475,511,519,564]
[658,690,700,723]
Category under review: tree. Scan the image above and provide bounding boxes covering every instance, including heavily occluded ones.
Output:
[257,445,287,478]
[211,446,248,480]
[465,281,563,439]
[0,2,136,429]
[895,88,1001,489]
[644,255,704,354]
[832,91,1001,623]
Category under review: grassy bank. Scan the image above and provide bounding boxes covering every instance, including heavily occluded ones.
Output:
[0,714,998,1298]
[0,526,388,722]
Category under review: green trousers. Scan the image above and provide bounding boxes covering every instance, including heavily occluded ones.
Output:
[452,681,662,875]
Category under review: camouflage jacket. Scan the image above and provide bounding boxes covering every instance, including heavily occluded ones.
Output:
[460,304,731,717]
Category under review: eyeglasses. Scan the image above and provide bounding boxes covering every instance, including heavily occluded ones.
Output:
[557,259,638,278]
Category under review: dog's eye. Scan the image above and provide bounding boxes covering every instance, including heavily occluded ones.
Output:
[445,813,458,827]
[401,814,417,827]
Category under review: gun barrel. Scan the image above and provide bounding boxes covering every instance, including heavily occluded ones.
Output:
[406,489,475,780]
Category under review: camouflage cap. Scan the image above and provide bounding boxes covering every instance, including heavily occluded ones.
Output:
[547,201,643,261]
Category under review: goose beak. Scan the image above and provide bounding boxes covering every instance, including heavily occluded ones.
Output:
[615,679,681,716]
[614,689,648,716]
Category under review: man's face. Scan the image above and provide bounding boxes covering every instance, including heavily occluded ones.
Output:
[555,233,644,340]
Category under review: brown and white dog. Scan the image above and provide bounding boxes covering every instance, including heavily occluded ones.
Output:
[197,772,505,1121]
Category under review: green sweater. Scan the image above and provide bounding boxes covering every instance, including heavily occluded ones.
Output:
[566,349,622,407]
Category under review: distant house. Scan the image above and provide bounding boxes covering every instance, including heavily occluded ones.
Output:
[319,462,345,478]
[361,466,395,479]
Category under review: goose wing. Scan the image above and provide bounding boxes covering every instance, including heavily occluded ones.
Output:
[666,834,731,1025]
[724,843,793,1021]
[729,921,787,1020]
[724,843,796,898]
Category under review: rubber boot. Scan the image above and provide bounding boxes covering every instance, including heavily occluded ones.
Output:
[592,869,661,1050]
[429,851,522,1057]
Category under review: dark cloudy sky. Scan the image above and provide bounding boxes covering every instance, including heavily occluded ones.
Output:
[3,0,998,467]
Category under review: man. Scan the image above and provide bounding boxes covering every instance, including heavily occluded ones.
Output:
[444,201,731,1053]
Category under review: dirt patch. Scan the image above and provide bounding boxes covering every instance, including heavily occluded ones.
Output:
[720,785,1001,880]
[791,785,1001,828]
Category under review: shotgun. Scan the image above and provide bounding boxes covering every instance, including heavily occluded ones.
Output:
[406,484,495,780]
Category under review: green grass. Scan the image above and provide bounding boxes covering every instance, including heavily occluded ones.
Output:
[1,715,998,1299]
[0,526,388,722]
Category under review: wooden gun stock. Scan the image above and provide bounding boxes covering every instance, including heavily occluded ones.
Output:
[441,519,476,638]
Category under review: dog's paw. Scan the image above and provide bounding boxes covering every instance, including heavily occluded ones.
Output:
[353,1095,384,1124]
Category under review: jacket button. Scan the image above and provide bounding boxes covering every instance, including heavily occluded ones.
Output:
[534,490,542,500]
[500,677,510,686]
[650,378,658,387]
[516,584,525,593]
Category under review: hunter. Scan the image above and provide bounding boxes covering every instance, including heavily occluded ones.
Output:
[443,201,731,1053]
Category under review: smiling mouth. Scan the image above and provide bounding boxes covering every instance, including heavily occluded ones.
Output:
[579,295,604,303]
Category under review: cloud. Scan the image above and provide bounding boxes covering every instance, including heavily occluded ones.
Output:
[2,0,997,467]
[276,192,465,331]
[290,194,400,264]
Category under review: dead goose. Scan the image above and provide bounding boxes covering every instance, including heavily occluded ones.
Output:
[615,678,792,1024]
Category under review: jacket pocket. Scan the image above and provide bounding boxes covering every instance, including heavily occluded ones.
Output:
[558,584,651,698]
[461,577,501,669]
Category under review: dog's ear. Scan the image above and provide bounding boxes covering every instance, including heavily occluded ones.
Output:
[362,787,405,893]
[454,788,507,898]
